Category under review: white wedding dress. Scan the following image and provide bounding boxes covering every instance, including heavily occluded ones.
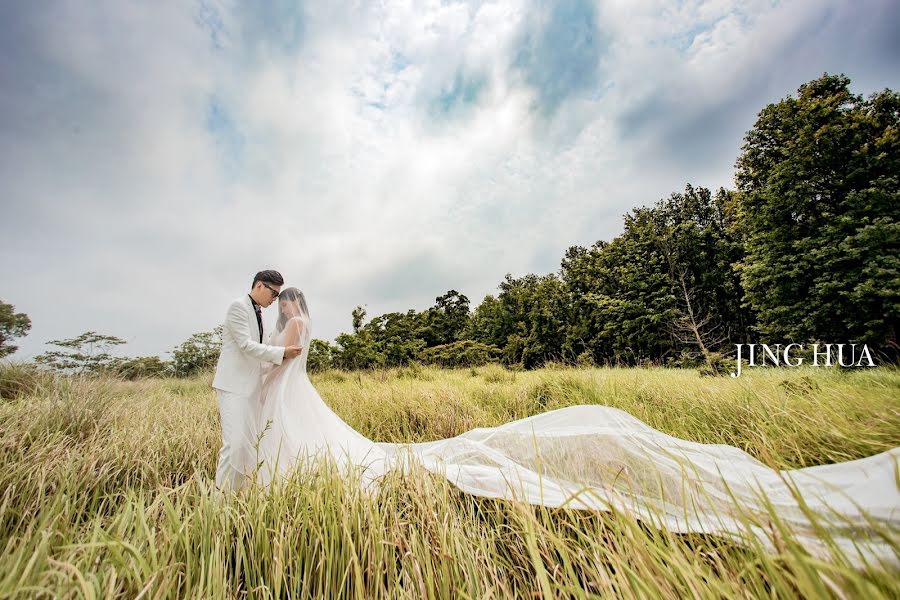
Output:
[255,298,900,569]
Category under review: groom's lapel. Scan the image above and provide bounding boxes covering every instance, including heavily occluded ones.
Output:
[257,306,263,341]
[246,295,262,341]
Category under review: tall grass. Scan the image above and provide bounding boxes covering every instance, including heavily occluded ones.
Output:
[0,363,897,598]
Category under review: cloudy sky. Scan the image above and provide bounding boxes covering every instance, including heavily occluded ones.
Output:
[1,0,898,360]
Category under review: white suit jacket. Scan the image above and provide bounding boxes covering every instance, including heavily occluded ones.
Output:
[212,295,284,395]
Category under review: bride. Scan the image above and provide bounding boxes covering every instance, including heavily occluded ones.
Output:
[256,288,899,568]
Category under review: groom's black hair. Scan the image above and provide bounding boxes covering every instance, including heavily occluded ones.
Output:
[252,270,284,289]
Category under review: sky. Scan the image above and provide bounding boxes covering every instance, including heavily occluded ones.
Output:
[1,0,898,361]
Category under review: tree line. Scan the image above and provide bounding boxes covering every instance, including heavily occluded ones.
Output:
[2,74,897,377]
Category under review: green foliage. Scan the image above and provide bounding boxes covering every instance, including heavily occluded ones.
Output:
[422,290,471,346]
[106,356,172,380]
[170,327,222,377]
[365,309,427,366]
[419,340,501,368]
[351,305,367,333]
[34,331,127,374]
[467,274,568,368]
[333,330,382,370]
[379,334,427,366]
[27,327,213,381]
[655,186,753,343]
[561,230,675,364]
[575,351,595,368]
[0,300,31,358]
[331,293,475,369]
[560,184,751,367]
[307,339,336,373]
[735,73,900,357]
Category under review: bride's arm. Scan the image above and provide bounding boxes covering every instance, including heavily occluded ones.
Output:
[259,318,305,400]
[281,317,304,350]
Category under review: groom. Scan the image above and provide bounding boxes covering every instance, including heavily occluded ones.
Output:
[212,269,303,492]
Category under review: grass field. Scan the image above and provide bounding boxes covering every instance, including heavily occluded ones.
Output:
[1,363,898,598]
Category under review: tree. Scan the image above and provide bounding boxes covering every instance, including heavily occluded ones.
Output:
[419,340,501,367]
[351,305,367,333]
[366,310,428,366]
[35,331,127,374]
[107,356,172,380]
[0,300,31,358]
[653,185,753,370]
[734,73,899,358]
[333,307,382,370]
[560,216,676,366]
[560,184,755,368]
[469,273,568,368]
[333,331,381,370]
[307,339,336,372]
[422,290,471,346]
[171,326,222,377]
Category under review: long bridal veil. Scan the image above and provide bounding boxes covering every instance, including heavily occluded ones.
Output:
[255,289,900,569]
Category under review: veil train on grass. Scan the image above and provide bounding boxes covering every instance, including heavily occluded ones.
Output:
[255,293,900,570]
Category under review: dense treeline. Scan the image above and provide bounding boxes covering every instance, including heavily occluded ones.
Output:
[4,74,897,379]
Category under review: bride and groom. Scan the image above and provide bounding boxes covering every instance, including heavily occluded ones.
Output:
[212,270,899,568]
[212,269,387,493]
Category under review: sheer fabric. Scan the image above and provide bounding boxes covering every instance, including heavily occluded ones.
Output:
[255,291,899,568]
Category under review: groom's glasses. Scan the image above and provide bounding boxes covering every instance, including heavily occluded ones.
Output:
[262,283,280,299]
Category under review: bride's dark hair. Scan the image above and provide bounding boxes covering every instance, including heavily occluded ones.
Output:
[276,287,309,332]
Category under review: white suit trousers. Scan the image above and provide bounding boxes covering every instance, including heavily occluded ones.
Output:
[214,389,260,492]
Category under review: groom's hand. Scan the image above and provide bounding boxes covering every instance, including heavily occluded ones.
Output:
[284,345,303,359]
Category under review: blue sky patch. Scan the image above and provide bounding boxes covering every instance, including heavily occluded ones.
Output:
[206,95,245,180]
[428,70,487,119]
[512,0,606,115]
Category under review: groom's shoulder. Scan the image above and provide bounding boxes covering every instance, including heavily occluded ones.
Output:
[226,296,250,311]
